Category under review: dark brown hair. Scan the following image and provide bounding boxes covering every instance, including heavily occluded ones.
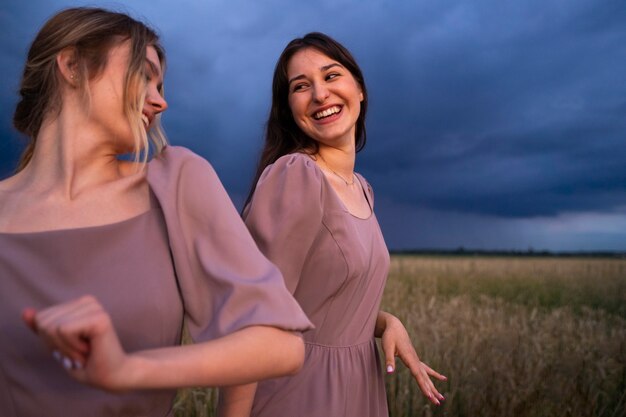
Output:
[13,7,167,171]
[244,32,368,208]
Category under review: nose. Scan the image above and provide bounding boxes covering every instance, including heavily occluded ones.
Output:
[312,83,330,103]
[147,88,168,114]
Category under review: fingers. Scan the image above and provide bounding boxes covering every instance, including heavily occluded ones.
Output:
[28,296,107,367]
[415,370,443,405]
[424,362,447,381]
[24,306,84,366]
[391,349,448,405]
[394,344,446,405]
[22,308,38,333]
[381,334,397,374]
[379,315,447,406]
[22,296,129,390]
[410,362,446,405]
[52,349,84,371]
[37,299,91,357]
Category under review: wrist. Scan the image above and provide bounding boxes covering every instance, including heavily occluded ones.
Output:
[385,314,402,330]
[376,311,400,337]
[381,311,401,331]
[105,352,149,391]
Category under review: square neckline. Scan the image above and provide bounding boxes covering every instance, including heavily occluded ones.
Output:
[0,208,157,237]
[303,154,373,220]
[0,190,159,236]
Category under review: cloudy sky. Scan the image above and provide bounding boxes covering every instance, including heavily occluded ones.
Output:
[1,0,624,251]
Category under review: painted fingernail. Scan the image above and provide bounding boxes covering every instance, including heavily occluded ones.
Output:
[52,350,62,363]
[62,356,73,370]
[386,365,394,373]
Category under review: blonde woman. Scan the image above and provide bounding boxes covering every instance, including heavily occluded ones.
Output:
[0,8,311,417]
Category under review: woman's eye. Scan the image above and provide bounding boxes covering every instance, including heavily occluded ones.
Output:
[326,73,340,81]
[292,83,308,92]
[143,67,153,82]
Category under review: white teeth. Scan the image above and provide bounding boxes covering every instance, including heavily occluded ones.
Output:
[314,106,341,120]
[141,114,149,127]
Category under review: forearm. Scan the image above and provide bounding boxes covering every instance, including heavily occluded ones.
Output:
[375,310,401,338]
[119,326,303,390]
[217,383,258,417]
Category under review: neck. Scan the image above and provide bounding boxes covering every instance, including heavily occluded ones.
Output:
[16,109,127,200]
[316,143,356,180]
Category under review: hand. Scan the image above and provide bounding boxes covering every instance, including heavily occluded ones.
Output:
[22,295,130,391]
[380,313,447,406]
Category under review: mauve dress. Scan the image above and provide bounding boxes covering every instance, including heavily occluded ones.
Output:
[0,146,312,417]
[243,153,391,417]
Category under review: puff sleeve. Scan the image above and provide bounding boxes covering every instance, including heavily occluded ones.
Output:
[243,153,324,294]
[147,146,313,343]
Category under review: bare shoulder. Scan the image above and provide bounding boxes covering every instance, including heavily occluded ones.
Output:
[0,171,29,210]
[0,174,33,231]
[0,163,151,233]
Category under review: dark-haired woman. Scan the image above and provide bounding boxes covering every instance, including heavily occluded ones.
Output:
[219,33,445,417]
[0,8,311,417]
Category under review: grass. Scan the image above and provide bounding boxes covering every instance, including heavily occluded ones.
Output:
[173,255,626,417]
[383,256,626,417]
[392,255,626,317]
[173,386,217,417]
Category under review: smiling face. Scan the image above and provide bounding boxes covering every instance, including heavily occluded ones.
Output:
[86,41,167,152]
[141,46,167,131]
[287,47,364,149]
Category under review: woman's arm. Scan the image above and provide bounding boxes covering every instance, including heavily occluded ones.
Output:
[213,154,326,417]
[22,296,304,391]
[375,310,447,405]
[217,383,258,417]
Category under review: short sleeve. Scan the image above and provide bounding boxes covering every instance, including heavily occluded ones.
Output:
[243,153,324,294]
[147,146,313,343]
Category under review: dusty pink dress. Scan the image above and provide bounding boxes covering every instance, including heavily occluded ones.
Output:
[244,153,391,417]
[0,147,312,417]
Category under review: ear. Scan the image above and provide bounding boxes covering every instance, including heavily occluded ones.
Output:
[56,47,79,87]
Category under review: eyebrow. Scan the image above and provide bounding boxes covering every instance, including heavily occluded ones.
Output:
[288,63,344,85]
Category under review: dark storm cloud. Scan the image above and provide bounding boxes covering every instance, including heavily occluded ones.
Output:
[1,0,624,250]
[0,2,71,178]
[376,198,626,251]
[354,0,626,218]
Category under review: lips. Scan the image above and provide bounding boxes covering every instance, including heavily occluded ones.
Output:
[313,105,342,120]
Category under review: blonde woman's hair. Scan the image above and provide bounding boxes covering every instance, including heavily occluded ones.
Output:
[13,7,168,171]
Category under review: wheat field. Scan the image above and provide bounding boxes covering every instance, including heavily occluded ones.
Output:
[174,255,626,417]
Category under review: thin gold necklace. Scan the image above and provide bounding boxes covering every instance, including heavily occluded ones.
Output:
[318,153,356,186]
